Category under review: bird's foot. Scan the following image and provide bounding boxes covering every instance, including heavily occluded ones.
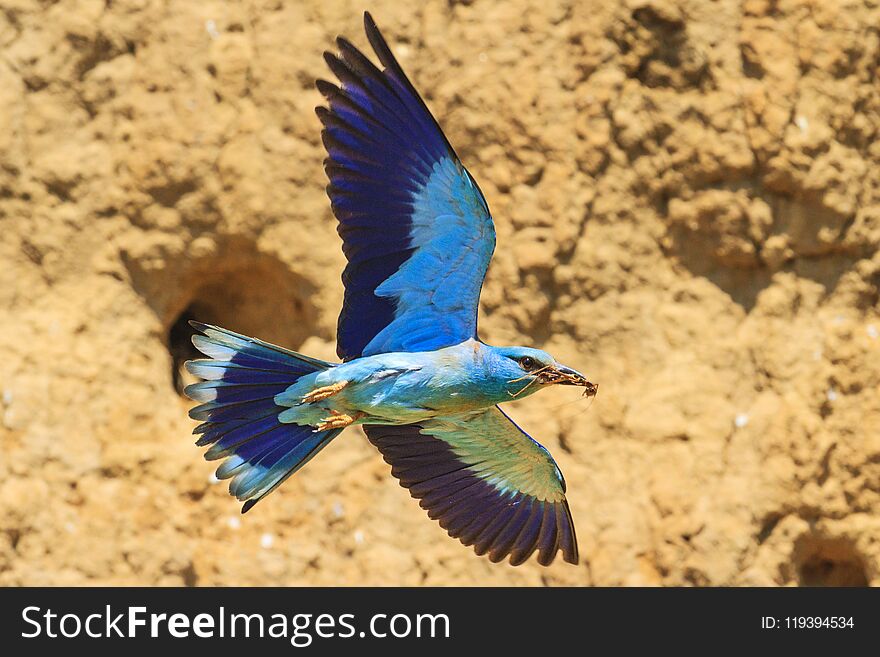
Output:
[315,410,363,432]
[302,381,349,404]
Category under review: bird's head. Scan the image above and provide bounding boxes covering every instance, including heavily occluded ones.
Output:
[491,346,597,399]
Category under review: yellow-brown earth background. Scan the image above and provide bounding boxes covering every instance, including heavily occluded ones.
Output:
[2,0,879,586]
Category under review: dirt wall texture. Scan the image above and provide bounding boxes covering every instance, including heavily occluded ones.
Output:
[1,0,879,586]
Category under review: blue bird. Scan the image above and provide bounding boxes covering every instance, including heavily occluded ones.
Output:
[184,13,597,566]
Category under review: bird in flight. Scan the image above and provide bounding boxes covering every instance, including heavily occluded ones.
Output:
[184,12,597,566]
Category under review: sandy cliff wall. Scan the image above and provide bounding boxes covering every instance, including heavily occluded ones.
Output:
[1,0,879,585]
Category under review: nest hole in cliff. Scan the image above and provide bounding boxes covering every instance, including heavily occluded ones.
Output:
[793,535,868,587]
[166,251,320,395]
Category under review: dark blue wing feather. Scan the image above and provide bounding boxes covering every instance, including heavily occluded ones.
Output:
[319,13,495,361]
[363,408,578,567]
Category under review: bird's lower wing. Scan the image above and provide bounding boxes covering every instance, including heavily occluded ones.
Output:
[363,407,578,566]
[319,13,495,361]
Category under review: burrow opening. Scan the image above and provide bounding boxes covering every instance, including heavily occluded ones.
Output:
[793,536,868,587]
[165,254,322,396]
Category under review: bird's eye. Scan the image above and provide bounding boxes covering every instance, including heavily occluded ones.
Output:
[519,356,539,372]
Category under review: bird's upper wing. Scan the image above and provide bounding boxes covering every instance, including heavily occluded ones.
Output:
[363,407,578,566]
[318,12,495,361]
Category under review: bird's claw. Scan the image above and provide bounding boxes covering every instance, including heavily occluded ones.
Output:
[314,410,363,432]
[302,381,349,404]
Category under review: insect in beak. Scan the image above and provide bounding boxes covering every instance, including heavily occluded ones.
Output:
[537,365,598,397]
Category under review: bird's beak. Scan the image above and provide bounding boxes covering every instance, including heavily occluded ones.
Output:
[538,364,598,397]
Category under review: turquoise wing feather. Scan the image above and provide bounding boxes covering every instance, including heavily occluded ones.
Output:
[319,12,496,360]
[364,407,578,566]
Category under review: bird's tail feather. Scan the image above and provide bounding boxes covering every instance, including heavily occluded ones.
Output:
[184,322,341,513]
